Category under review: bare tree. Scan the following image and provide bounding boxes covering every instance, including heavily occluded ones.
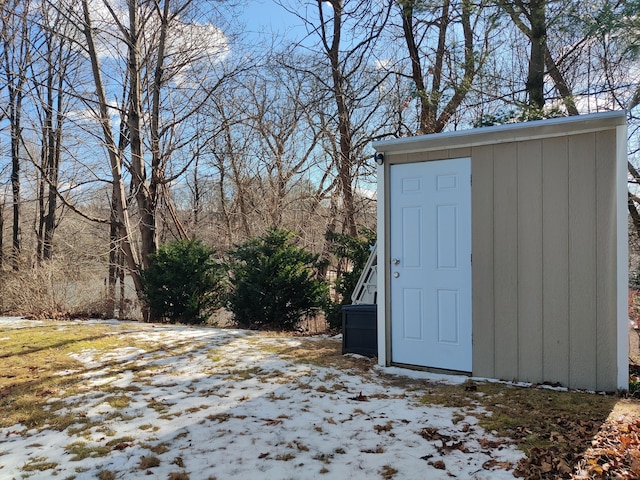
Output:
[278,0,391,245]
[205,91,257,243]
[397,0,498,134]
[579,0,640,245]
[78,0,144,304]
[1,0,32,270]
[315,0,388,235]
[28,2,81,263]
[244,65,323,229]
[497,0,579,115]
[62,0,239,319]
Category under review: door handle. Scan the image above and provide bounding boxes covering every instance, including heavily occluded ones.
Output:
[392,258,400,265]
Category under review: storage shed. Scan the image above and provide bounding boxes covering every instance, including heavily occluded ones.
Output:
[373,111,628,391]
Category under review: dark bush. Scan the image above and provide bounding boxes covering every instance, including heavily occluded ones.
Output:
[225,229,329,330]
[141,239,224,324]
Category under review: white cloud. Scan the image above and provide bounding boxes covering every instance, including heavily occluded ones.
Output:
[374,58,391,70]
[79,0,229,74]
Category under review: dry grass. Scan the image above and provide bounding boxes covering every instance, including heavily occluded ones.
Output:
[97,470,116,480]
[21,456,58,472]
[0,323,133,430]
[65,441,113,461]
[168,473,190,480]
[0,257,113,318]
[139,455,161,469]
[414,380,616,442]
[380,464,398,479]
[245,335,377,375]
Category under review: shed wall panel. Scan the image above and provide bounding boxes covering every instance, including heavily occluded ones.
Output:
[595,129,618,391]
[493,143,519,380]
[517,140,544,382]
[448,147,472,159]
[405,148,473,162]
[471,145,495,378]
[568,133,598,390]
[407,152,427,163]
[427,150,447,160]
[541,137,570,385]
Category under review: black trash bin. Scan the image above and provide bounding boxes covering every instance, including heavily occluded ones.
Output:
[341,304,377,357]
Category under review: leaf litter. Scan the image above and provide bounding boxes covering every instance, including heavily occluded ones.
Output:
[0,317,636,479]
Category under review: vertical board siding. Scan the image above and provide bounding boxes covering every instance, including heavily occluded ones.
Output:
[568,133,598,390]
[493,143,519,380]
[407,152,427,163]
[427,150,448,161]
[447,147,472,159]
[471,145,495,378]
[541,137,570,386]
[517,140,544,382]
[595,129,618,391]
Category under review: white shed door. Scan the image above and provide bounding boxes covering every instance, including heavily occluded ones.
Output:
[390,159,472,372]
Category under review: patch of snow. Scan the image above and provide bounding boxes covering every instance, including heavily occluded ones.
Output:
[0,316,44,328]
[0,320,525,479]
[376,365,470,385]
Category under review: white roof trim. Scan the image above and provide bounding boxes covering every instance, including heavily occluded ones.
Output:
[373,111,627,155]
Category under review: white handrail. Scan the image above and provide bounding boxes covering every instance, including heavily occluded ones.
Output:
[351,242,378,304]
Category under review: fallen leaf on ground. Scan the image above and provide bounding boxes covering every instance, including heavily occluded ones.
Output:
[350,392,368,401]
[429,460,446,470]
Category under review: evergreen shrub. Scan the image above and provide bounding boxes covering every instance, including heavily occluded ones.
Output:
[141,239,223,324]
[225,229,329,330]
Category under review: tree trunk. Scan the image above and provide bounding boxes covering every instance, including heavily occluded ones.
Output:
[118,254,126,318]
[0,201,4,268]
[193,157,201,226]
[81,0,145,315]
[6,56,24,271]
[2,0,29,271]
[148,0,172,251]
[629,162,640,238]
[527,0,546,109]
[36,121,47,263]
[400,1,428,133]
[544,45,579,115]
[400,0,477,134]
[106,186,119,319]
[500,0,578,115]
[427,0,451,132]
[322,0,356,236]
[127,1,156,272]
[629,194,640,238]
[10,90,22,271]
[43,64,64,261]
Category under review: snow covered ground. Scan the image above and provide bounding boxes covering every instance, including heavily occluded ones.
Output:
[0,319,524,479]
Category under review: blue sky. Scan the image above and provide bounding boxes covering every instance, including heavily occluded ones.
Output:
[239,0,338,47]
[241,0,305,37]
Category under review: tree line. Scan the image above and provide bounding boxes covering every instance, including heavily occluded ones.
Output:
[0,0,638,321]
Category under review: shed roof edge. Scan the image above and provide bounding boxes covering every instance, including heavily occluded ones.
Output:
[372,111,627,154]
